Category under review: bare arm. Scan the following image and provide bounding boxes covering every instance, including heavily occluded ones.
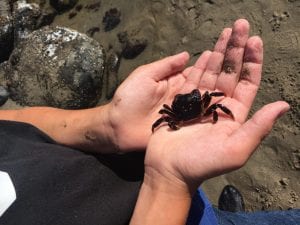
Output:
[130,169,192,225]
[0,105,115,153]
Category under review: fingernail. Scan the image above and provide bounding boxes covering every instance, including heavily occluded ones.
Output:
[176,51,189,57]
[277,103,290,119]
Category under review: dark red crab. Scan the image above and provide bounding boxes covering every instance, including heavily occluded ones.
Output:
[152,89,234,132]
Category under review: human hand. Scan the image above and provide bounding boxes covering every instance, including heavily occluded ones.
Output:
[108,18,261,153]
[143,19,290,194]
[107,50,192,152]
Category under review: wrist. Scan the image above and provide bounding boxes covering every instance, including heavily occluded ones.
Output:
[144,143,202,196]
[130,170,193,225]
[144,166,197,198]
[82,104,118,153]
[61,104,118,153]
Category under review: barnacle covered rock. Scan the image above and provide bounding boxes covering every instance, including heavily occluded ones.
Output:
[0,0,13,62]
[13,1,42,44]
[0,85,9,106]
[5,26,105,109]
[0,0,56,63]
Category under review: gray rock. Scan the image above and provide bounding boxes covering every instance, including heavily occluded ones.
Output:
[0,0,56,63]
[13,1,42,45]
[5,26,105,109]
[105,52,121,99]
[0,61,8,86]
[0,0,11,18]
[0,85,9,106]
[0,0,14,62]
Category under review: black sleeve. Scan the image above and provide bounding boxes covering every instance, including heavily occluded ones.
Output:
[0,120,144,225]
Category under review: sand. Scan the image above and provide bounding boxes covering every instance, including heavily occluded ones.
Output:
[18,0,300,211]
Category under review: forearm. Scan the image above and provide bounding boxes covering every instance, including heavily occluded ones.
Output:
[0,105,116,153]
[130,169,193,225]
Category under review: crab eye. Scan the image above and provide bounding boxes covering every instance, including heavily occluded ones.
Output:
[191,89,197,94]
[191,89,201,98]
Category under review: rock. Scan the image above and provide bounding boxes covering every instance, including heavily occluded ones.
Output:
[13,1,42,45]
[279,178,289,186]
[5,26,105,109]
[86,27,100,37]
[122,39,147,59]
[19,0,57,27]
[50,0,78,13]
[102,8,121,32]
[206,0,215,4]
[118,31,147,59]
[36,4,57,28]
[84,2,101,12]
[1,1,57,63]
[0,85,9,106]
[0,0,14,62]
[105,52,121,99]
[0,62,8,85]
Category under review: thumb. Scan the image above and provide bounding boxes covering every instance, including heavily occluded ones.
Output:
[143,52,190,81]
[226,101,290,165]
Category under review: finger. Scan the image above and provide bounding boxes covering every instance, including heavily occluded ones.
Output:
[224,101,290,168]
[181,50,212,92]
[199,28,232,90]
[146,52,190,82]
[232,36,263,121]
[215,19,250,96]
[182,66,193,77]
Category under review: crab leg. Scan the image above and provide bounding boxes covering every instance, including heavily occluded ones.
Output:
[203,103,234,122]
[152,115,180,132]
[163,104,173,111]
[165,117,179,130]
[159,109,177,118]
[202,92,225,108]
[152,117,165,132]
[202,92,212,109]
[209,92,224,97]
[216,104,234,119]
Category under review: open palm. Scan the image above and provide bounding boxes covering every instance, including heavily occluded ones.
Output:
[108,19,288,160]
[141,19,289,190]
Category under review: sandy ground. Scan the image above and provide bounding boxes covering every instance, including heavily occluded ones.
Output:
[17,0,300,211]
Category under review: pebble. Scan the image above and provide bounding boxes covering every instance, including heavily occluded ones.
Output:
[0,85,9,106]
[103,8,121,32]
[279,178,289,186]
[106,52,121,99]
[50,0,78,13]
[118,31,147,59]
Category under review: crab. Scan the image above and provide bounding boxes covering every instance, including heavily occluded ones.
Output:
[151,89,234,132]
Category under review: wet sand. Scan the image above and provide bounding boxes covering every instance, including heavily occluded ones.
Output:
[24,0,300,210]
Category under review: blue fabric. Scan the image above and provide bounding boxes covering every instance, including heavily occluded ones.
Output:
[187,188,300,225]
[187,188,218,225]
[214,208,300,225]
